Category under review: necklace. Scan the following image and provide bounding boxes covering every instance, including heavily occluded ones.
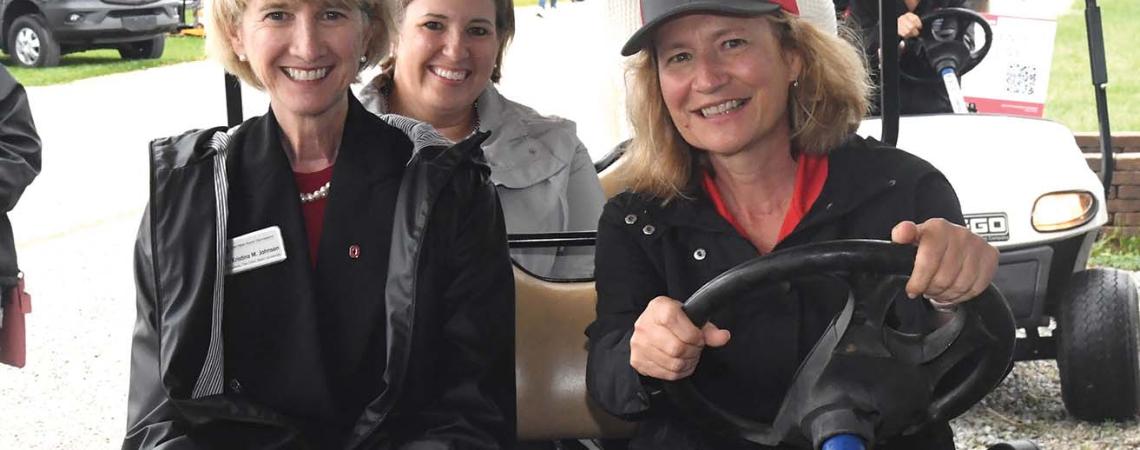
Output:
[300,181,331,203]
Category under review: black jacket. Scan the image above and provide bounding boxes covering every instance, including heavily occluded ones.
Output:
[125,96,515,449]
[850,0,970,115]
[0,66,40,287]
[585,136,962,449]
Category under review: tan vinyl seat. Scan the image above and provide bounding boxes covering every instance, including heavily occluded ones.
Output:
[598,158,627,200]
[514,266,636,441]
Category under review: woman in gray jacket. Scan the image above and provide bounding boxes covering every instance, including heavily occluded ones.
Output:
[360,0,604,280]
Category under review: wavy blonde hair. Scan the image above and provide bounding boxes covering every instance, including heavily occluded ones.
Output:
[620,12,871,201]
[206,0,392,90]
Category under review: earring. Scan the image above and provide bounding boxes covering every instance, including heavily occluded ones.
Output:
[792,79,800,88]
[360,55,367,64]
[238,54,247,62]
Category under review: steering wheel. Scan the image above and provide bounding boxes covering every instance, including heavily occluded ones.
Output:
[662,240,1015,449]
[901,7,994,82]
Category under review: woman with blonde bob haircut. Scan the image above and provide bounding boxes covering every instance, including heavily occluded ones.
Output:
[124,0,516,447]
[586,0,998,448]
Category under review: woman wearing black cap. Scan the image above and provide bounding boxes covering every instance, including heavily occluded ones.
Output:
[585,0,997,448]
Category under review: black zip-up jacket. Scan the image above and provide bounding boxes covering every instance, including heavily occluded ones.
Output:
[124,97,515,449]
[586,136,962,449]
[0,66,41,288]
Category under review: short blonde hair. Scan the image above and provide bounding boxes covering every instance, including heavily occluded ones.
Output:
[206,0,393,89]
[620,12,871,201]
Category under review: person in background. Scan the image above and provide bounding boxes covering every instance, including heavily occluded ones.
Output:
[586,0,998,448]
[0,64,40,339]
[360,0,605,280]
[848,0,973,114]
[123,0,515,447]
[538,0,557,17]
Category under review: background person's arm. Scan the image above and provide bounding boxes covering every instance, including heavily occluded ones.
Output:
[0,66,40,215]
[0,66,41,285]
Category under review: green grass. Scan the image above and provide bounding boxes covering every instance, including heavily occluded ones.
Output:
[1046,0,1139,132]
[2,34,205,87]
[514,0,539,6]
[1090,231,1140,271]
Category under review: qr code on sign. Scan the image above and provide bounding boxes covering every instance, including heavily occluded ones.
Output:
[1004,63,1037,96]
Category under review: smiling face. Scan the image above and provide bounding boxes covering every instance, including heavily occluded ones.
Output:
[391,0,500,118]
[229,0,367,122]
[654,14,801,157]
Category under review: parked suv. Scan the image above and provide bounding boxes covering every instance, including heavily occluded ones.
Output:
[2,0,183,67]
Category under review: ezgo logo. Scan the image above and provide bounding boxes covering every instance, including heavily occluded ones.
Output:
[965,213,1010,242]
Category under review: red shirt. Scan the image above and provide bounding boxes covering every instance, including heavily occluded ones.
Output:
[294,166,334,268]
[701,154,829,246]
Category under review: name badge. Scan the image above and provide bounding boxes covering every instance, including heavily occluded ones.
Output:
[227,226,287,275]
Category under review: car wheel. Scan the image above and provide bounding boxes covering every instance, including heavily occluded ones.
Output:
[7,15,60,67]
[1057,268,1140,421]
[118,35,165,60]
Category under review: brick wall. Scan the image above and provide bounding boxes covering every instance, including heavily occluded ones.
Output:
[1078,132,1140,237]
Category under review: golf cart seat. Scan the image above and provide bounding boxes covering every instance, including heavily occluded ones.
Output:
[596,140,629,199]
[514,265,636,440]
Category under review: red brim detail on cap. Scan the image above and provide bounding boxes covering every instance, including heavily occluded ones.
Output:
[777,0,799,15]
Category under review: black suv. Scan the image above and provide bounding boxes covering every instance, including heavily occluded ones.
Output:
[1,0,183,67]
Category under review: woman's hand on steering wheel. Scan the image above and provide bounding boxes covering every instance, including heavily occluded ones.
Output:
[898,12,923,39]
[630,296,732,381]
[891,218,999,306]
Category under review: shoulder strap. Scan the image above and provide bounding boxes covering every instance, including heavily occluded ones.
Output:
[191,128,235,399]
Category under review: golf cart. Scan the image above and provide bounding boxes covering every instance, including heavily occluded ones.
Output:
[215,0,1129,448]
[851,0,1138,423]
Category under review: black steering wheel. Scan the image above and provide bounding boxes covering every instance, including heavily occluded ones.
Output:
[901,7,994,82]
[662,240,1015,449]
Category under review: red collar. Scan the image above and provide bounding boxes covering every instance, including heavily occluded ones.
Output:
[701,154,829,245]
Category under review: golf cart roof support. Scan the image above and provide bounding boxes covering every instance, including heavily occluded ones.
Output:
[879,0,902,146]
[225,73,243,128]
[1085,0,1114,196]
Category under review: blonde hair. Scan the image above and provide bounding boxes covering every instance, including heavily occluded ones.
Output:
[206,0,393,90]
[376,0,516,86]
[620,12,871,201]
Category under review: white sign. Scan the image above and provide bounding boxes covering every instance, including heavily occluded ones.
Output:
[960,13,1058,117]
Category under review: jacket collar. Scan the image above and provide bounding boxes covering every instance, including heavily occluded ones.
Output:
[655,136,910,237]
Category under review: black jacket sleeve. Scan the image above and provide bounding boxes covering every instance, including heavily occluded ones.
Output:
[123,207,202,450]
[390,162,516,449]
[0,66,40,213]
[0,65,41,283]
[914,171,965,225]
[585,197,667,420]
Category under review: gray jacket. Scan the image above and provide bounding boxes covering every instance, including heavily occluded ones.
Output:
[360,83,604,279]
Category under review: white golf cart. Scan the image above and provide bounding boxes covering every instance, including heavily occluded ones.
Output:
[212,1,1131,448]
[853,2,1138,422]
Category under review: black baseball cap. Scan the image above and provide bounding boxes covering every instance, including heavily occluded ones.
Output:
[621,0,799,56]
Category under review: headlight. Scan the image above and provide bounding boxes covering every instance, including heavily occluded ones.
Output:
[1031,191,1096,232]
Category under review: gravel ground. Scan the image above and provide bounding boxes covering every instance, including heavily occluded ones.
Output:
[951,272,1140,450]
